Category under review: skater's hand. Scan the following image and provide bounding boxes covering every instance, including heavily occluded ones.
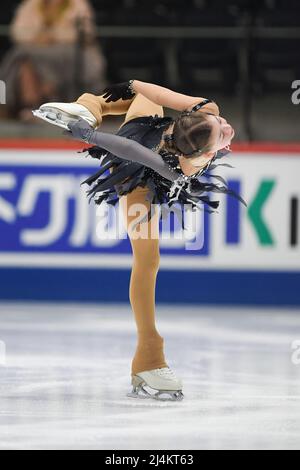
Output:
[66,119,95,143]
[102,81,136,102]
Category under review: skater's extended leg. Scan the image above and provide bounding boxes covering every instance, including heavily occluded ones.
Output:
[34,85,164,129]
[76,92,163,127]
[122,93,164,125]
[76,93,136,127]
[33,92,136,129]
[120,186,168,376]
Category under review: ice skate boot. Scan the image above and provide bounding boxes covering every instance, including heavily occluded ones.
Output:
[127,367,184,402]
[32,102,97,130]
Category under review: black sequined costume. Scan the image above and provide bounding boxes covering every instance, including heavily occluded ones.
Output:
[80,106,246,223]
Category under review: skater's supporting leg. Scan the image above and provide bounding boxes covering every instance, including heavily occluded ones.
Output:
[120,95,165,375]
[120,186,168,376]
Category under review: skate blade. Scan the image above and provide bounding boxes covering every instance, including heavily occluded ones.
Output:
[154,390,184,402]
[32,109,76,130]
[127,390,151,399]
[127,383,184,402]
[127,383,152,399]
[127,389,184,402]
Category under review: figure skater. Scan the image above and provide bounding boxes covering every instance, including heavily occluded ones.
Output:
[33,80,245,401]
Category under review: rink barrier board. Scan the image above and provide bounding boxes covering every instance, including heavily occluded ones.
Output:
[0,267,300,306]
[0,140,300,305]
[1,139,300,152]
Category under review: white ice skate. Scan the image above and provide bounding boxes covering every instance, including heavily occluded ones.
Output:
[32,102,97,130]
[127,367,184,402]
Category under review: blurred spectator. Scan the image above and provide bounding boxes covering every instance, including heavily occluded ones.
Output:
[0,0,107,121]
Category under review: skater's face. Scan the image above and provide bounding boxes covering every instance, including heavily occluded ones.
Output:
[206,114,235,153]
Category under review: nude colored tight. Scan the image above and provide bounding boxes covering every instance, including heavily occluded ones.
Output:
[76,92,168,375]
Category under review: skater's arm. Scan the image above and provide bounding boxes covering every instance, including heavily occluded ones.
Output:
[68,119,180,182]
[132,80,220,115]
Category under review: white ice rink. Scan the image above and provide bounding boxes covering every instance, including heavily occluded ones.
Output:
[0,303,299,450]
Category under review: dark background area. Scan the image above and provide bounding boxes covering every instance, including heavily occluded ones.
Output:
[0,0,299,141]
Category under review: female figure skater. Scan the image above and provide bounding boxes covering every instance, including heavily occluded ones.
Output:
[34,80,244,401]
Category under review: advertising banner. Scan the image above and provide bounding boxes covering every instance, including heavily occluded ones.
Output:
[0,143,299,305]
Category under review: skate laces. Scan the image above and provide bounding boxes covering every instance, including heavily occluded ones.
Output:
[155,367,177,379]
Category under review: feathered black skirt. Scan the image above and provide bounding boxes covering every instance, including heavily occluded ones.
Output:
[79,116,245,224]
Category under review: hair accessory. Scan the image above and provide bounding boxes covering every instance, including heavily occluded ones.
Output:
[178,99,214,119]
[189,99,213,113]
[128,79,136,96]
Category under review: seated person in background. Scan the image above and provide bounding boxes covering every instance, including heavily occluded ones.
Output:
[0,0,107,121]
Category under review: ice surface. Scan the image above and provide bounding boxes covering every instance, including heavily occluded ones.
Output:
[0,303,299,450]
